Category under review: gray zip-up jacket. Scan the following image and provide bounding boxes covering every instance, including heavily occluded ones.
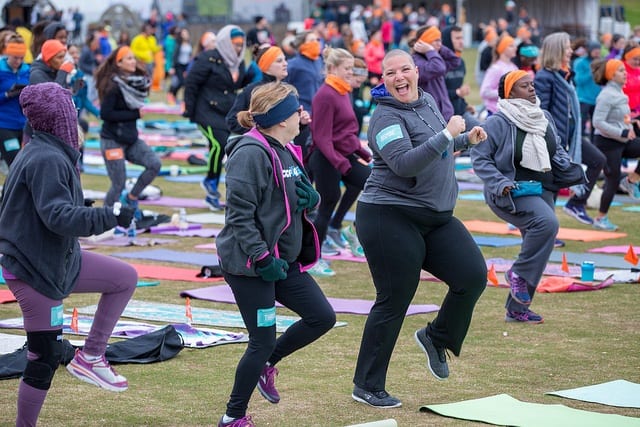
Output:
[360,85,470,212]
[472,111,586,214]
[593,80,632,143]
[216,128,319,276]
[0,132,118,299]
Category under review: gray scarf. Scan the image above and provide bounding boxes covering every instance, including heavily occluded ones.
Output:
[113,74,150,110]
[215,25,245,73]
[498,97,551,172]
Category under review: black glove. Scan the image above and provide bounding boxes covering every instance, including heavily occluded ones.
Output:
[5,83,26,98]
[295,176,320,213]
[115,206,136,228]
[255,256,289,282]
[84,198,95,207]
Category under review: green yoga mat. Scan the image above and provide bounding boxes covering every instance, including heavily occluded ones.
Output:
[420,394,640,427]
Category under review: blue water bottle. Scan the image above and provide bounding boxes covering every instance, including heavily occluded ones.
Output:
[581,261,595,282]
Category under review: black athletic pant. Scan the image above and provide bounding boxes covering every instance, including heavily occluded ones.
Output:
[593,134,640,214]
[223,264,335,418]
[353,202,486,392]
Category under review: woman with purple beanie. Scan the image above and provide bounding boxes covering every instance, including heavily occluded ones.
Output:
[0,82,139,426]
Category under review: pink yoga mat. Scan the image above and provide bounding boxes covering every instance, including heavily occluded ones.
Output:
[588,245,640,254]
[133,263,224,283]
[180,285,439,316]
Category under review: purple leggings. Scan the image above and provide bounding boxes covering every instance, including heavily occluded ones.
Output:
[6,250,137,355]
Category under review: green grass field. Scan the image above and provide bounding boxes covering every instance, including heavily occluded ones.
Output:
[0,49,639,426]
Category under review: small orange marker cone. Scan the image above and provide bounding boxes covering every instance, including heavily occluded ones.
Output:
[185,297,193,324]
[71,307,79,333]
[561,253,570,273]
[488,263,499,286]
[624,244,639,265]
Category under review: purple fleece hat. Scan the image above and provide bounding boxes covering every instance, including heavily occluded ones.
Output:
[20,82,79,152]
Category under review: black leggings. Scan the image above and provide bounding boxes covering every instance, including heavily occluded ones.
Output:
[223,265,335,418]
[593,134,640,214]
[308,150,371,241]
[353,202,486,392]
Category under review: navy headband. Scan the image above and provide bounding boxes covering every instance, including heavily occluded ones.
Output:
[253,93,299,128]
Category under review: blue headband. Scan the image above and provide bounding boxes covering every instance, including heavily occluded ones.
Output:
[520,45,539,58]
[253,93,299,128]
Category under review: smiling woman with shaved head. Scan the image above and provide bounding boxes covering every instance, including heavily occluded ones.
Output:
[351,49,488,409]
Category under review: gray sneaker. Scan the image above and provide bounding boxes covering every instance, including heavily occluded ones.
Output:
[326,227,347,248]
[351,385,402,408]
[414,328,449,380]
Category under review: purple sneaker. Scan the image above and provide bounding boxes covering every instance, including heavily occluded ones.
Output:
[257,364,280,403]
[218,415,255,427]
[66,349,128,392]
[506,309,544,324]
[505,269,531,305]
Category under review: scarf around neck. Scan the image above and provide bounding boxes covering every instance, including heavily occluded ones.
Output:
[498,97,551,172]
[113,74,150,110]
[325,75,352,95]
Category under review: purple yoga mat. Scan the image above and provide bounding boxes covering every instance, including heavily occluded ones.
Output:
[154,228,220,238]
[139,196,209,209]
[180,285,440,316]
[150,223,202,233]
[88,236,176,247]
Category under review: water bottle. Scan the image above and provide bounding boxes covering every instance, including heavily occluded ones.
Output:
[127,218,137,244]
[178,208,188,231]
[581,261,595,282]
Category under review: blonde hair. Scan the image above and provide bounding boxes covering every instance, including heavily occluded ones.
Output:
[237,82,299,129]
[323,47,353,73]
[539,32,571,70]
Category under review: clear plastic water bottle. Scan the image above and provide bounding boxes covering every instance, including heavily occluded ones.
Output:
[127,218,137,244]
[178,208,188,231]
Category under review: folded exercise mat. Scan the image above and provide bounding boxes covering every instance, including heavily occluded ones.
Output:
[170,323,247,348]
[163,174,206,183]
[82,189,106,200]
[111,249,218,266]
[473,235,522,247]
[549,251,635,270]
[0,333,26,355]
[0,315,160,339]
[76,300,346,332]
[420,393,640,427]
[536,275,614,292]
[484,257,583,277]
[546,380,640,408]
[139,196,209,209]
[141,102,184,115]
[458,182,484,191]
[132,263,223,283]
[83,165,141,177]
[458,192,485,201]
[179,285,440,316]
[81,236,175,247]
[345,420,397,427]
[324,250,368,263]
[463,220,627,241]
[153,228,220,238]
[588,245,640,254]
[0,289,16,303]
[185,212,226,224]
[150,223,202,232]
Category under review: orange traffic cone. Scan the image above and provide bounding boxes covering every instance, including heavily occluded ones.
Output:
[488,263,499,286]
[185,297,193,324]
[561,253,570,273]
[624,244,639,265]
[71,307,79,333]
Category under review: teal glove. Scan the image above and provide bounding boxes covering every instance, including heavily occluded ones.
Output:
[295,176,320,213]
[256,256,289,282]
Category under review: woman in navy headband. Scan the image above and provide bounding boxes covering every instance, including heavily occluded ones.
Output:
[215,81,335,427]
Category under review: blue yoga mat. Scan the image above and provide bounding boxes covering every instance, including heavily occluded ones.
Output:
[76,300,346,333]
[111,249,218,266]
[549,251,634,270]
[473,235,522,247]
